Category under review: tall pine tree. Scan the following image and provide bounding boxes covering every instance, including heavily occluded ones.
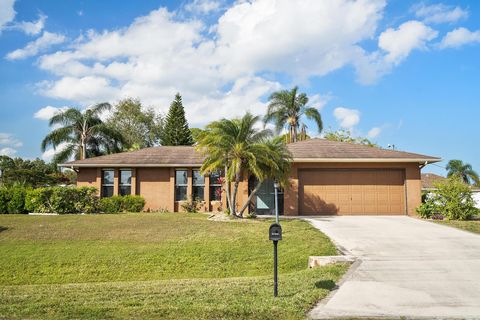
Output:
[161,93,194,146]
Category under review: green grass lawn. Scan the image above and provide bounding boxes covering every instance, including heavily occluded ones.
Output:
[0,213,346,319]
[435,219,480,234]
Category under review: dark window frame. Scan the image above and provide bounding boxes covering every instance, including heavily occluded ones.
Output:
[102,169,115,198]
[175,169,188,201]
[119,169,132,196]
[192,169,205,201]
[209,171,222,201]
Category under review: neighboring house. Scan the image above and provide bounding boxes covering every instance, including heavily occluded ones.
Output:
[60,139,441,216]
[422,172,480,209]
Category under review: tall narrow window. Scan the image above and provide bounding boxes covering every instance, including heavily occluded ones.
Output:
[119,170,132,196]
[175,170,188,201]
[209,171,222,201]
[102,169,114,197]
[192,170,205,201]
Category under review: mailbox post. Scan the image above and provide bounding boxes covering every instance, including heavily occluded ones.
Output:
[269,223,282,297]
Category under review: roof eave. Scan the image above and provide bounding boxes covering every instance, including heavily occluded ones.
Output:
[58,163,203,168]
[292,158,442,163]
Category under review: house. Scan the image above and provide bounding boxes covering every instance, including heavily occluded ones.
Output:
[60,138,441,216]
[422,172,480,209]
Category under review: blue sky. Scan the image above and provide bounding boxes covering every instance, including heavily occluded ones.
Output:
[0,0,479,176]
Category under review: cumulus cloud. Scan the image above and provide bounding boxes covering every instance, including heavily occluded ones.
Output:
[184,0,222,15]
[333,107,360,129]
[0,132,22,148]
[26,1,449,126]
[0,147,17,157]
[0,0,16,32]
[367,126,382,138]
[0,133,22,156]
[34,105,68,120]
[412,2,468,24]
[6,31,65,60]
[41,142,69,162]
[12,13,46,35]
[439,27,480,49]
[378,21,438,65]
[33,1,394,123]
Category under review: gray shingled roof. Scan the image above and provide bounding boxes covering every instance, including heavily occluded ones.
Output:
[61,138,440,167]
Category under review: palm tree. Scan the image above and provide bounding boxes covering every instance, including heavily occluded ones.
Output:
[196,113,292,217]
[41,103,125,163]
[446,159,479,185]
[264,86,323,143]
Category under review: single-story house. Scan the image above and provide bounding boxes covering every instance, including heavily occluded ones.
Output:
[422,172,480,209]
[60,138,441,216]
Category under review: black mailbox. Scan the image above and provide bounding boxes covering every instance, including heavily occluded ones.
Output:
[269,223,282,241]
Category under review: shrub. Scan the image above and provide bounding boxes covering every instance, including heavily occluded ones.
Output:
[0,188,11,214]
[25,188,52,213]
[416,200,436,219]
[122,195,145,212]
[418,176,477,221]
[7,186,28,214]
[25,186,99,214]
[99,197,123,214]
[180,197,200,213]
[99,195,145,213]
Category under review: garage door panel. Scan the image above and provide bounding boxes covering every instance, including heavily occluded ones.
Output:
[299,169,405,215]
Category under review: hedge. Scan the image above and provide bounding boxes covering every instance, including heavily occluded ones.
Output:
[99,195,145,213]
[0,186,29,214]
[25,186,99,214]
[0,186,146,214]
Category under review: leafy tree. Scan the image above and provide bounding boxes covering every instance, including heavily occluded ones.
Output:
[264,86,323,143]
[323,129,378,147]
[446,159,479,185]
[41,103,125,163]
[0,155,75,187]
[107,98,163,150]
[196,113,292,217]
[161,93,194,146]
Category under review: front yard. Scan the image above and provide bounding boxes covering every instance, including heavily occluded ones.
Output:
[0,213,346,319]
[435,219,480,235]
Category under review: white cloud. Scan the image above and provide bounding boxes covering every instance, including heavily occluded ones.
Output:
[0,132,22,148]
[367,126,382,138]
[333,107,360,129]
[184,0,222,15]
[439,27,480,49]
[41,142,69,162]
[412,3,468,24]
[0,147,17,157]
[12,13,46,35]
[6,31,65,60]
[34,1,392,122]
[378,20,438,65]
[0,0,16,32]
[34,105,68,120]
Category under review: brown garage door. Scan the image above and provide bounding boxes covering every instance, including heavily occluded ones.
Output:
[299,169,405,215]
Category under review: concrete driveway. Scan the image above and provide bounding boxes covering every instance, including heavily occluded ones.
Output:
[306,216,480,319]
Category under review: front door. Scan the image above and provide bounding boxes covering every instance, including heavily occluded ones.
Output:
[250,178,284,215]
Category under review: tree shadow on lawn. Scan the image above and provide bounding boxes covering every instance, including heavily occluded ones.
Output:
[315,279,338,291]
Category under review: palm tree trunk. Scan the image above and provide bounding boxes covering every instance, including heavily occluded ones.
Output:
[231,165,241,217]
[238,179,263,216]
[81,137,86,160]
[224,165,233,215]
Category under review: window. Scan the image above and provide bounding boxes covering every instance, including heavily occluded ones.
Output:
[102,170,114,197]
[175,170,188,201]
[119,170,132,196]
[209,171,222,201]
[192,170,205,201]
